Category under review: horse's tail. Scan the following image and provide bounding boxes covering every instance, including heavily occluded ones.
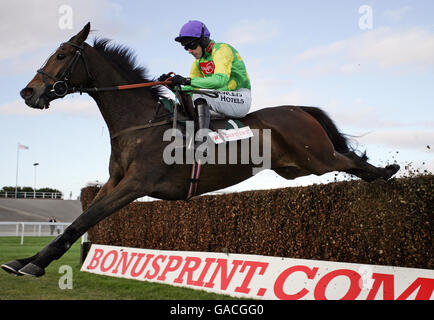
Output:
[300,106,356,155]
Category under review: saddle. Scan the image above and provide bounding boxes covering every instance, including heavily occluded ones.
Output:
[158,91,250,142]
[157,91,253,200]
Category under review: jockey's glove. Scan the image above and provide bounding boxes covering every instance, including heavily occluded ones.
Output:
[170,75,191,86]
[158,73,172,82]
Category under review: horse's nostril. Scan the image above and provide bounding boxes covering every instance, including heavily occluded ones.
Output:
[20,87,34,100]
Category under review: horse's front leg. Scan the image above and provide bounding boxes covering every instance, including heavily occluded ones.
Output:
[2,176,142,277]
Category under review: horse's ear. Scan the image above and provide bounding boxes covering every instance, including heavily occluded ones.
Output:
[69,22,91,44]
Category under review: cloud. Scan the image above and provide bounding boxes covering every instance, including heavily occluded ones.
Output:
[383,6,412,21]
[248,70,317,112]
[250,89,310,112]
[354,27,434,68]
[0,97,99,118]
[224,19,280,47]
[294,27,434,75]
[297,40,347,61]
[0,0,135,62]
[358,129,434,150]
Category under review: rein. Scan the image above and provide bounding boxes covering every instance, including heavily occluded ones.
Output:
[37,41,175,98]
[70,75,175,95]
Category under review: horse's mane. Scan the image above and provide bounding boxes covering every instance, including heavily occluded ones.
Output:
[92,38,164,98]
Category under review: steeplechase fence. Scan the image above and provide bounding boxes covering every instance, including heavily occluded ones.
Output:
[79,175,433,300]
[81,175,433,270]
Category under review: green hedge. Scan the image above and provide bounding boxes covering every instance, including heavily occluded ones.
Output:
[81,175,433,269]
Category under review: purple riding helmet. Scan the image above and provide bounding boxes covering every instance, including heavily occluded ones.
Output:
[175,20,211,56]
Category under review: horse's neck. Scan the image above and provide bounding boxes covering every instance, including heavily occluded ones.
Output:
[86,49,159,137]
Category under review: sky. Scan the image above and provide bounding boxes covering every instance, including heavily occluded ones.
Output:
[0,0,433,200]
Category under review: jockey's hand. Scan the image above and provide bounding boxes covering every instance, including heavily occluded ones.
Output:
[158,73,172,82]
[170,75,191,86]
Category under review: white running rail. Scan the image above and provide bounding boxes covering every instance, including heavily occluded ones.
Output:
[0,192,62,199]
[0,222,87,244]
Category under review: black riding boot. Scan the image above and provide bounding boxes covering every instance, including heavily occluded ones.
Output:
[196,99,210,131]
[194,99,210,158]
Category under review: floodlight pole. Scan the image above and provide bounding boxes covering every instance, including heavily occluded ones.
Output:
[15,143,29,198]
[15,145,20,198]
[33,163,39,198]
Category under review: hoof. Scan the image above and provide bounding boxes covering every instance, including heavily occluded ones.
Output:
[385,164,400,179]
[1,260,25,276]
[18,263,45,277]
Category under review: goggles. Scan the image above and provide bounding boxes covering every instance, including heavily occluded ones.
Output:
[184,39,200,51]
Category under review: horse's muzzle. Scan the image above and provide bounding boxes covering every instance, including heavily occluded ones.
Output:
[20,85,53,109]
[20,87,34,100]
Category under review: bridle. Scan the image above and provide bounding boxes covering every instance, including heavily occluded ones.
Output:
[37,41,176,98]
[37,41,93,98]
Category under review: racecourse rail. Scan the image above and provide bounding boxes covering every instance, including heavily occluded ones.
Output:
[0,192,62,199]
[0,222,88,244]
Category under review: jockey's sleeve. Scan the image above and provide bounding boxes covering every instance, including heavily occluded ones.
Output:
[190,73,229,89]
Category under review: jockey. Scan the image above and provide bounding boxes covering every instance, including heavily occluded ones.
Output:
[160,20,251,135]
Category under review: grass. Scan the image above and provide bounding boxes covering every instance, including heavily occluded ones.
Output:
[0,237,235,300]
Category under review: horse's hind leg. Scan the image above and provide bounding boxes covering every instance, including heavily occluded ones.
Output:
[265,107,399,183]
[305,149,399,183]
[276,145,399,183]
[342,151,400,182]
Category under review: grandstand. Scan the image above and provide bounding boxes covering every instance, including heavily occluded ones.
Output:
[0,198,82,237]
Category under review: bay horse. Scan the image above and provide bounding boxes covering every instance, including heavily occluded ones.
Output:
[2,23,399,277]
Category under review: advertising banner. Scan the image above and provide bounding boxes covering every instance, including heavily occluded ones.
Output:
[81,244,433,300]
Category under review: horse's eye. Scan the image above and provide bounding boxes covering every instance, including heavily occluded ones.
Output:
[57,53,66,60]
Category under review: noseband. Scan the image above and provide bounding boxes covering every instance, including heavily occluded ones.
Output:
[37,42,92,98]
